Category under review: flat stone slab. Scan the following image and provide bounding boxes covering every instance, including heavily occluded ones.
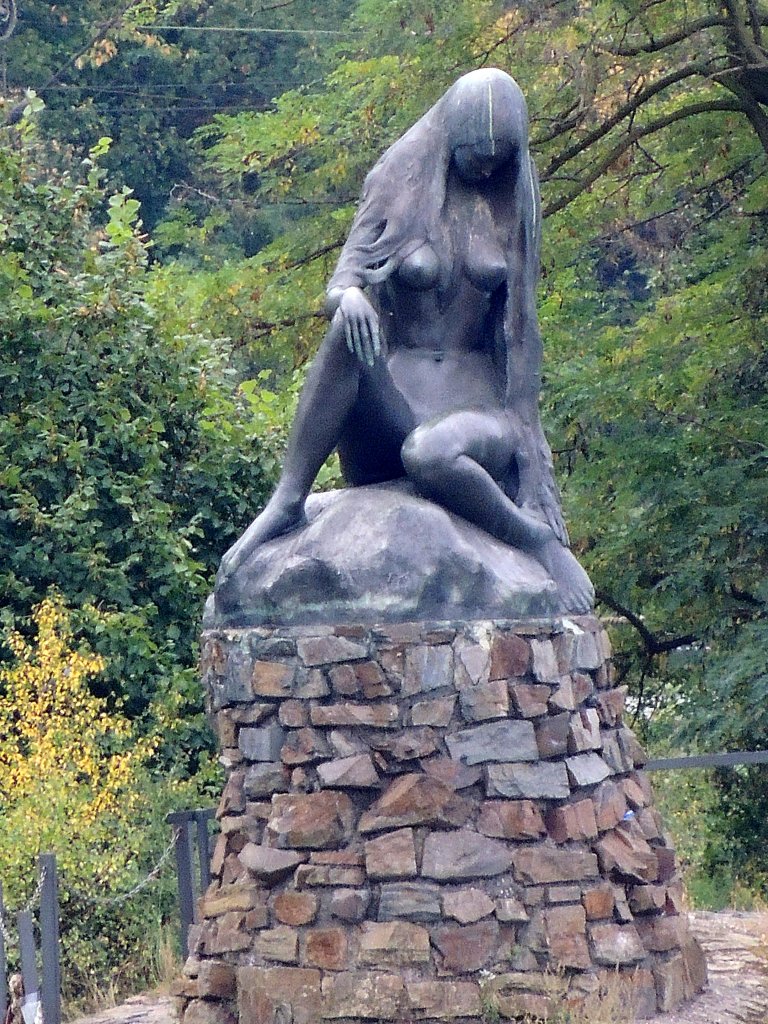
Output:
[446,719,538,766]
[205,482,559,627]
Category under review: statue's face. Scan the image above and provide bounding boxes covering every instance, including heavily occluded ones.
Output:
[452,134,516,183]
[445,71,523,185]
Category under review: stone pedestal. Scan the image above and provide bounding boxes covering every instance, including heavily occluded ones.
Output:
[176,616,706,1023]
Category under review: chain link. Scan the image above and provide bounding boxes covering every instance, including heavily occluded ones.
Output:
[0,829,181,948]
[0,865,48,947]
[23,865,47,914]
[63,828,180,908]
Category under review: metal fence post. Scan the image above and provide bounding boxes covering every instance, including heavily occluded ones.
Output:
[0,881,7,1024]
[194,809,215,894]
[39,854,61,1024]
[17,911,39,1019]
[167,812,196,960]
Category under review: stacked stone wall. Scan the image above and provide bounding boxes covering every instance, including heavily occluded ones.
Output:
[176,616,706,1023]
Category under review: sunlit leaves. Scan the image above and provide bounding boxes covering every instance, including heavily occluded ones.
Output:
[0,596,202,999]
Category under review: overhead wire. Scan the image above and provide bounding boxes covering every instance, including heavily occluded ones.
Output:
[1,0,139,124]
[41,82,288,93]
[2,8,354,124]
[141,24,360,35]
[86,104,263,113]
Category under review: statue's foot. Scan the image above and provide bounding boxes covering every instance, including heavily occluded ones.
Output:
[536,536,594,614]
[217,496,307,586]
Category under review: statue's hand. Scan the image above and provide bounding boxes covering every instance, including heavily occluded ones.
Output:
[336,286,382,367]
[217,543,240,587]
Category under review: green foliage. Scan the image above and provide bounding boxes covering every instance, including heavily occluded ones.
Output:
[530,2,768,883]
[0,122,277,728]
[1,0,357,230]
[653,764,768,910]
[192,3,518,366]
[5,0,768,912]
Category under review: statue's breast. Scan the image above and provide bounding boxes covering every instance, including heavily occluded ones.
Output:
[464,236,507,294]
[396,243,441,290]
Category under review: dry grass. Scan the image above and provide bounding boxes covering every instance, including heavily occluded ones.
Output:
[62,922,181,1022]
[148,925,183,995]
[556,971,639,1024]
[480,967,643,1024]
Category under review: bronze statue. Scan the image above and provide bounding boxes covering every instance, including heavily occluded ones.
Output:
[217,69,593,614]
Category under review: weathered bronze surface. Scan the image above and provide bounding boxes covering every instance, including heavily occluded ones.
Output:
[213,69,594,625]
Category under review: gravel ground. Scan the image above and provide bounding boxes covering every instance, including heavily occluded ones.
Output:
[69,993,175,1024]
[662,910,768,1024]
[69,909,768,1024]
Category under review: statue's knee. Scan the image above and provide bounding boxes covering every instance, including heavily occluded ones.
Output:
[401,428,450,490]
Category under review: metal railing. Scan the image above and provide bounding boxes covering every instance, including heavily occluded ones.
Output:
[645,749,768,771]
[0,854,60,1024]
[166,808,216,960]
[0,828,189,1022]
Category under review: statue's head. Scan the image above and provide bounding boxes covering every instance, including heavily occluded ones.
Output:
[330,68,537,293]
[442,69,528,184]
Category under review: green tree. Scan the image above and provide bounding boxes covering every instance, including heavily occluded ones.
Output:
[0,596,196,1001]
[1,0,355,232]
[8,0,766,883]
[0,120,278,730]
[190,0,766,354]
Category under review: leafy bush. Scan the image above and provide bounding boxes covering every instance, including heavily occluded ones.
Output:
[0,117,286,1000]
[0,597,199,1003]
[0,124,279,729]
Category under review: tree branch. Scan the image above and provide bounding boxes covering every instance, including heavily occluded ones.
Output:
[604,14,727,57]
[542,99,746,217]
[257,0,299,10]
[718,71,768,153]
[596,591,698,655]
[747,0,764,46]
[281,237,344,271]
[530,100,585,146]
[256,237,345,278]
[719,0,768,150]
[245,310,323,343]
[537,61,718,177]
[591,157,755,239]
[4,0,161,125]
[729,584,766,608]
[722,0,767,65]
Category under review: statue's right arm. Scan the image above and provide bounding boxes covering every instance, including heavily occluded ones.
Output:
[325,285,382,368]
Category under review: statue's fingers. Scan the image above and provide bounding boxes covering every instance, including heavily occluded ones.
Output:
[333,307,349,349]
[360,322,376,367]
[370,318,381,359]
[344,319,355,355]
[349,317,365,364]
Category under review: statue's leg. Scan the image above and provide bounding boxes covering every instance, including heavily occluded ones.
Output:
[218,321,363,581]
[400,411,593,613]
[336,353,417,485]
[400,410,549,548]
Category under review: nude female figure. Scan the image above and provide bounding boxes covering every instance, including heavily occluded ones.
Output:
[217,68,593,614]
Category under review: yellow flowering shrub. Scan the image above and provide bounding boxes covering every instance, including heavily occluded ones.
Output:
[0,596,201,1002]
[0,597,156,834]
